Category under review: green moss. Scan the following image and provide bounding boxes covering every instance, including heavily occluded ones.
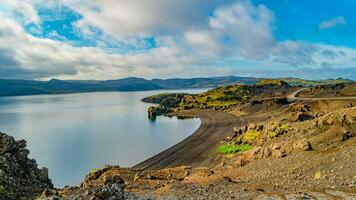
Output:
[244,130,261,143]
[89,168,100,175]
[217,143,252,154]
[179,85,251,109]
[256,79,288,86]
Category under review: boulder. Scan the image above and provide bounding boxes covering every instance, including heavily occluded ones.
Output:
[297,113,315,122]
[292,140,313,151]
[342,131,355,141]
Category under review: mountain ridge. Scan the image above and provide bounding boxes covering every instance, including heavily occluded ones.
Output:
[0,76,352,97]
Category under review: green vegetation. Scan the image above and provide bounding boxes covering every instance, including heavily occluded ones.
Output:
[179,85,251,109]
[90,168,100,174]
[0,185,4,193]
[314,171,322,179]
[217,143,252,154]
[244,130,261,143]
[256,79,288,86]
[268,123,289,138]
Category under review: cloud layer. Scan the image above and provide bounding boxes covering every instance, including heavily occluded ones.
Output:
[0,0,355,80]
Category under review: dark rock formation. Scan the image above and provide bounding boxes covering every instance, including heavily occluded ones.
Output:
[342,131,355,141]
[0,132,53,200]
[143,93,189,119]
[147,106,171,120]
[141,93,187,107]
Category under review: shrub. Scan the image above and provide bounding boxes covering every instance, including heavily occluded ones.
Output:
[217,143,252,154]
[244,130,261,143]
[314,171,321,179]
[268,131,278,138]
[268,123,289,138]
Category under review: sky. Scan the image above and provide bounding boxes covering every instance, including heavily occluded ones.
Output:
[0,0,355,80]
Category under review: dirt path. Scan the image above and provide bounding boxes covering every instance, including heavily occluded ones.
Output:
[134,110,244,170]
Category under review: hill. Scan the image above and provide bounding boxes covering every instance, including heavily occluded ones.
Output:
[298,82,356,98]
[0,76,258,97]
[0,76,353,97]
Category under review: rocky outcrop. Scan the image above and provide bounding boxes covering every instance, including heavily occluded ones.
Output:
[141,93,187,108]
[0,132,53,200]
[228,122,292,146]
[147,106,172,119]
[144,93,189,119]
[37,166,193,200]
[38,167,143,200]
[289,103,316,122]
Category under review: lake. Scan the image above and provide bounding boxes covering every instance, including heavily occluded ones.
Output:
[0,90,203,187]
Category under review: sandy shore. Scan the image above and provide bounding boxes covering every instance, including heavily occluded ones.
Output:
[134,109,243,170]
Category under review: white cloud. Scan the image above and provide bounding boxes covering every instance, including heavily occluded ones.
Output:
[66,0,234,37]
[68,0,276,60]
[0,0,41,25]
[0,19,227,80]
[319,16,346,30]
[209,2,275,59]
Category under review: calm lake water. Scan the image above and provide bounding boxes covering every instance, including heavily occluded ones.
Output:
[0,90,203,187]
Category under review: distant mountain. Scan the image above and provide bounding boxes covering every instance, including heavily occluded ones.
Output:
[0,76,353,97]
[278,77,353,86]
[151,76,257,89]
[0,76,259,97]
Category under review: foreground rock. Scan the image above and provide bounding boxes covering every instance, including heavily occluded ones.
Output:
[0,132,53,200]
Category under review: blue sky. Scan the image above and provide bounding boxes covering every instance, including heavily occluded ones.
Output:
[256,0,356,47]
[0,0,355,80]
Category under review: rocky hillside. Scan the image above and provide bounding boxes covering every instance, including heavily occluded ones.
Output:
[0,132,53,200]
[143,80,296,118]
[298,82,356,98]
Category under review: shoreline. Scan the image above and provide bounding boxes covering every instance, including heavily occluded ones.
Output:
[134,109,243,170]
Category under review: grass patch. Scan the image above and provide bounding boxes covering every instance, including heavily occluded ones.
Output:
[217,143,252,154]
